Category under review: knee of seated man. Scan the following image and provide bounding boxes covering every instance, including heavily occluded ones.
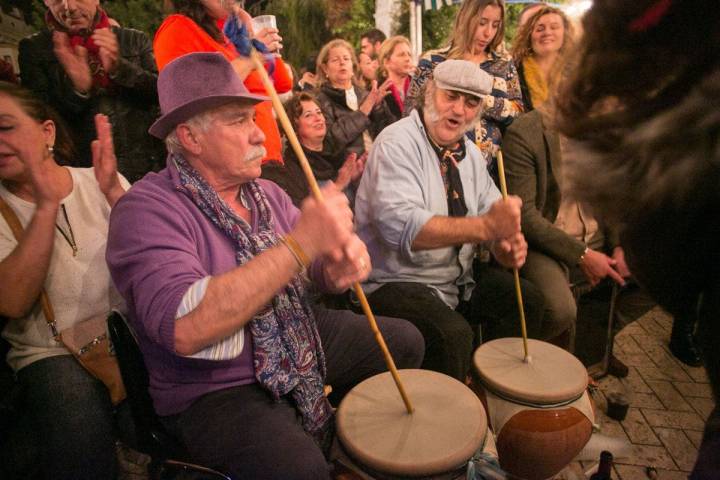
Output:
[382,317,425,368]
[436,316,474,354]
[541,294,577,339]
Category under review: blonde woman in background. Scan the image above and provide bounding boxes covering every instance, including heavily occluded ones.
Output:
[376,35,414,122]
[512,6,574,111]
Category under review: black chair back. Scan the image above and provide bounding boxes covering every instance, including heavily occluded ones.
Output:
[108,311,232,479]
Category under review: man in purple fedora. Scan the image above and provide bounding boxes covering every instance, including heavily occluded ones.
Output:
[105,52,423,478]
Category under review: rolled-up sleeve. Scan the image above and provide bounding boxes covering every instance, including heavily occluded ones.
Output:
[106,188,208,354]
[364,138,434,262]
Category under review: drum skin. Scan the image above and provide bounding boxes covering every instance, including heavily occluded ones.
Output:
[336,369,487,478]
[472,339,593,480]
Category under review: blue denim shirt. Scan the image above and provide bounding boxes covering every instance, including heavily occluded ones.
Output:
[355,110,502,308]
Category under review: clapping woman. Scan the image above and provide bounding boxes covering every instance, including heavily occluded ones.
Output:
[0,82,128,479]
[315,39,394,163]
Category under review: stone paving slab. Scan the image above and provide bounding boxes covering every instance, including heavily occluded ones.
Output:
[655,428,699,472]
[673,382,713,399]
[646,380,694,412]
[641,408,706,431]
[614,465,688,480]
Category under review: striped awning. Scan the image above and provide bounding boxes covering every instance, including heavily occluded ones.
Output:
[419,0,559,11]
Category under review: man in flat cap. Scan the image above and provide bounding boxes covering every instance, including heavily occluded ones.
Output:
[106,52,423,479]
[355,59,544,382]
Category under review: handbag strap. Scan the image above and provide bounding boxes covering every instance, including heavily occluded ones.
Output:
[0,194,59,339]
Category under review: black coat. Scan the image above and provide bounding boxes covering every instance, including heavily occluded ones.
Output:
[19,27,165,183]
[315,83,393,165]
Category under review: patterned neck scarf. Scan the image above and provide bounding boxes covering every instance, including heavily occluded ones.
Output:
[45,8,113,90]
[173,154,333,440]
[420,109,469,217]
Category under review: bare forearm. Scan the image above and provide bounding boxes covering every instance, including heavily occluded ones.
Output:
[174,242,301,355]
[411,216,492,251]
[0,206,58,317]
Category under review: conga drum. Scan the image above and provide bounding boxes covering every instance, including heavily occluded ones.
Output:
[336,369,489,479]
[472,338,594,480]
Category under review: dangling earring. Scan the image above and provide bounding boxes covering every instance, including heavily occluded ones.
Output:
[46,145,55,158]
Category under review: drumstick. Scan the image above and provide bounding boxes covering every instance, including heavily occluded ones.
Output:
[496,150,530,362]
[249,51,414,414]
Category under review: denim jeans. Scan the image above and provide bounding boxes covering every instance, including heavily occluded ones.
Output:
[12,355,118,480]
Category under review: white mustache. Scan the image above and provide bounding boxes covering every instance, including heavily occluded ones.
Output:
[245,146,266,162]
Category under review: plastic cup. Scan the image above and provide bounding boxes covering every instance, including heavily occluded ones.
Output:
[251,15,277,33]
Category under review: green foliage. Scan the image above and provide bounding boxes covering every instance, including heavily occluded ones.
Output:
[102,0,165,35]
[504,3,524,46]
[331,0,375,49]
[396,3,458,53]
[251,0,332,69]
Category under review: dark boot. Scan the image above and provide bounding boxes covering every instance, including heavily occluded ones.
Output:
[669,313,702,367]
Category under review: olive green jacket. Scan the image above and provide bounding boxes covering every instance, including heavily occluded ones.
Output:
[503,110,619,267]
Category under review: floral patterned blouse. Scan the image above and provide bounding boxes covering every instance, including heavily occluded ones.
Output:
[405,48,524,180]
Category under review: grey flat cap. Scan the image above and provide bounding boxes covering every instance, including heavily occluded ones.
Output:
[433,59,494,98]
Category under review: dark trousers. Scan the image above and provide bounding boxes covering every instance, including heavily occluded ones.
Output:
[1,355,135,480]
[366,264,544,381]
[162,306,424,479]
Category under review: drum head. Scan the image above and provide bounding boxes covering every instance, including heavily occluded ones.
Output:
[336,369,487,477]
[473,338,588,405]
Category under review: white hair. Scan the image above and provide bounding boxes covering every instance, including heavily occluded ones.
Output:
[163,109,217,154]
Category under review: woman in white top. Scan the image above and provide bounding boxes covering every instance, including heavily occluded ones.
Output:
[0,82,129,479]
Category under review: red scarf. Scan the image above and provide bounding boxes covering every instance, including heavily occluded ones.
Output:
[46,8,113,89]
[388,76,411,115]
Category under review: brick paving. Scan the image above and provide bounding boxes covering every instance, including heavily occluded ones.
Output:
[580,306,712,479]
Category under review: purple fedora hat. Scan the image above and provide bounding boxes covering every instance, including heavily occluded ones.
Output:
[149,52,268,139]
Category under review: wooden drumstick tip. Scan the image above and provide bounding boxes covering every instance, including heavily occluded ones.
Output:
[523,355,533,364]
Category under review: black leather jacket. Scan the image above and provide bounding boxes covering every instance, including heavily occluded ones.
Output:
[315,83,393,166]
[19,27,165,183]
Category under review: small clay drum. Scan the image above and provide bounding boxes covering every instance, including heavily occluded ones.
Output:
[336,369,488,478]
[472,338,594,480]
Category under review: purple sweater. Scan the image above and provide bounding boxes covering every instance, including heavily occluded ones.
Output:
[106,161,325,416]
